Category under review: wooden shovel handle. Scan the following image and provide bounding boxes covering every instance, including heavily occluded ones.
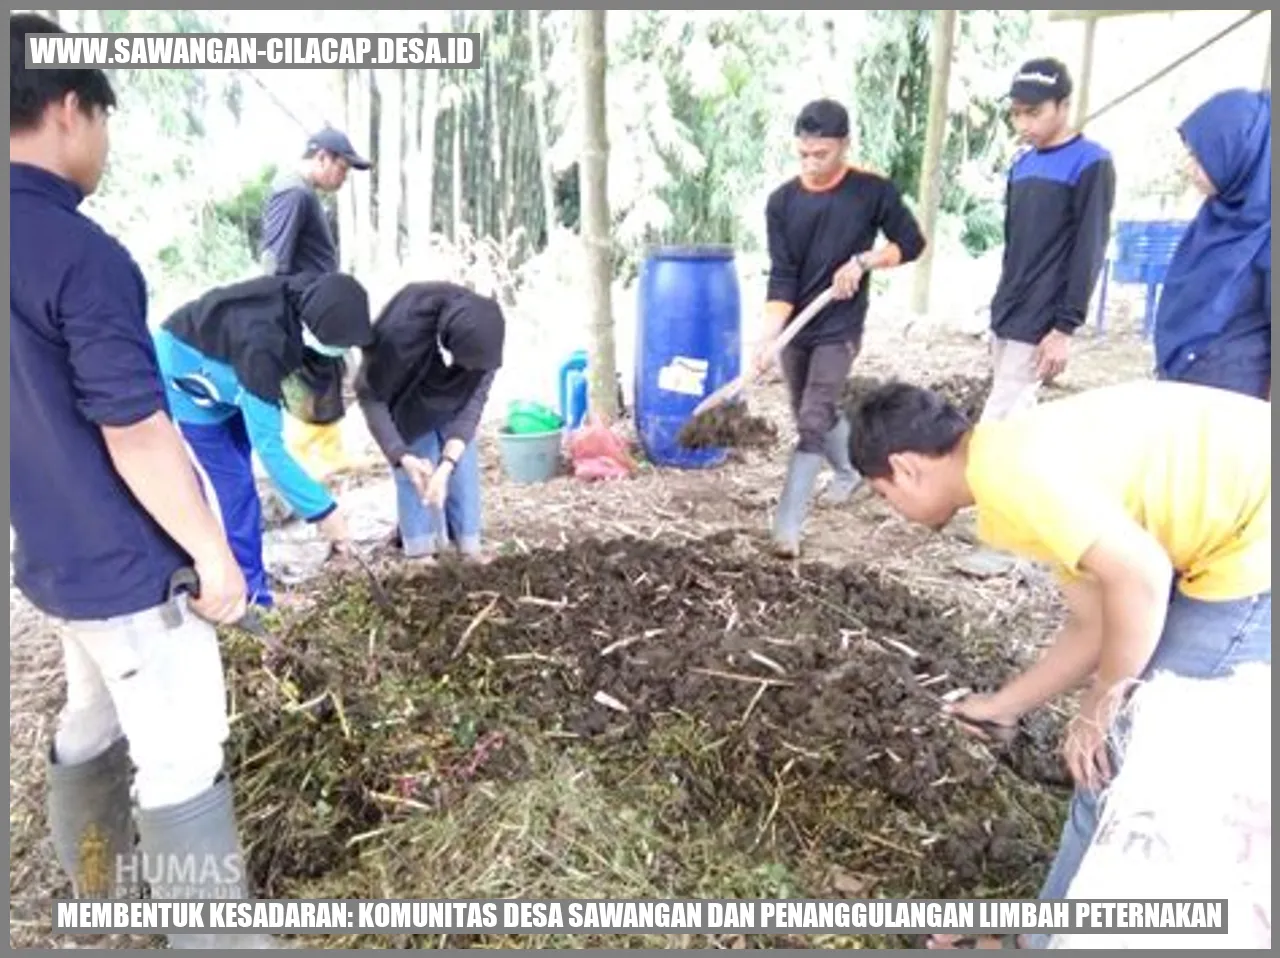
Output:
[689,286,837,418]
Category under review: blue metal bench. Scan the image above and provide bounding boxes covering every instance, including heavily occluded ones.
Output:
[1095,219,1190,337]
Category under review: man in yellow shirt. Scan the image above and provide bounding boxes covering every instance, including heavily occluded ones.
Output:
[847,379,1271,950]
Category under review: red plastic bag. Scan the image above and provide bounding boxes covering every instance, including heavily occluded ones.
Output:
[567,415,638,481]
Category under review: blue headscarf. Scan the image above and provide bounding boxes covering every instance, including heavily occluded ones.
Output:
[1153,88,1271,375]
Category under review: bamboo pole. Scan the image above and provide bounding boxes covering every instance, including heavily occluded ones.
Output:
[909,9,957,317]
[1074,16,1097,130]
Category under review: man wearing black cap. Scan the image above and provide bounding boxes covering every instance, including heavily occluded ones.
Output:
[259,126,373,495]
[260,126,371,277]
[754,98,927,557]
[979,57,1115,423]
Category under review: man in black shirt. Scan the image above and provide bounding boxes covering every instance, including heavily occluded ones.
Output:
[980,58,1116,422]
[755,99,926,556]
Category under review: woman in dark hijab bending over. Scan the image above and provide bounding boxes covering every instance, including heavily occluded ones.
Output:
[153,272,374,608]
[356,281,506,563]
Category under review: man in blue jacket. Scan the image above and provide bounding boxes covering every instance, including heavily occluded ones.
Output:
[10,13,272,946]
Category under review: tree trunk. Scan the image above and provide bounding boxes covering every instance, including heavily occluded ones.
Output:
[377,68,404,271]
[488,27,507,246]
[529,9,558,245]
[413,35,440,257]
[333,69,358,273]
[577,10,619,422]
[908,9,956,316]
[451,100,464,241]
[347,68,374,278]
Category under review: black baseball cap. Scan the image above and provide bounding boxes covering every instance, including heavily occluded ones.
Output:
[794,99,850,139]
[305,127,371,170]
[1007,58,1073,105]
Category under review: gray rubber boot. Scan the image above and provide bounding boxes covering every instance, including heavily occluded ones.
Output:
[134,774,277,949]
[48,737,137,899]
[770,450,825,557]
[817,415,863,506]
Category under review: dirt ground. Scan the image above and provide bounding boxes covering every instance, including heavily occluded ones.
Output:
[9,309,1157,949]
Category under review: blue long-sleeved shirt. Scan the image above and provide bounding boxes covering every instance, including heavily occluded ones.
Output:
[152,329,336,522]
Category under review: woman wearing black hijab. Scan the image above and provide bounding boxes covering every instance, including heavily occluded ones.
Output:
[153,271,374,608]
[356,281,505,562]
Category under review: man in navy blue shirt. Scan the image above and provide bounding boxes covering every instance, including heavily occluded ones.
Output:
[10,14,271,945]
[260,126,372,486]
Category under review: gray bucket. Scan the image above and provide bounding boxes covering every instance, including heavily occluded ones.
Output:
[497,427,564,484]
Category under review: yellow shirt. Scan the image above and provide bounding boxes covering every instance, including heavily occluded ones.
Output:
[966,380,1271,601]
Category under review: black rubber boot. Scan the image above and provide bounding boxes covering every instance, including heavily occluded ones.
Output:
[47,737,136,899]
[817,414,863,506]
[134,774,277,949]
[770,450,825,557]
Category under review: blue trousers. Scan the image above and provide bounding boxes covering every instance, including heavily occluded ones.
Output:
[1025,588,1271,948]
[395,431,483,557]
[179,416,274,608]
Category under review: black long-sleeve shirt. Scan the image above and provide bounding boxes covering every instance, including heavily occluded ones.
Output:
[989,135,1116,344]
[765,167,926,348]
[259,171,338,276]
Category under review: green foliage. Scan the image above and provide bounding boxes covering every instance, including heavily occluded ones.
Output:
[208,164,281,258]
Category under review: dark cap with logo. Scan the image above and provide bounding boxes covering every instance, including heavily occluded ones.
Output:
[305,127,372,170]
[794,99,851,139]
[1007,57,1073,105]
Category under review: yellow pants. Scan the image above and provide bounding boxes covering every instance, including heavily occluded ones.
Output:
[284,418,353,478]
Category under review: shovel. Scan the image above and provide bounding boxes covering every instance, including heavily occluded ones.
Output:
[327,543,396,615]
[166,568,324,670]
[690,285,837,418]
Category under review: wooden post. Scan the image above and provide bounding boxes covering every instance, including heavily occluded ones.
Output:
[1074,16,1097,130]
[910,9,957,317]
[578,10,620,422]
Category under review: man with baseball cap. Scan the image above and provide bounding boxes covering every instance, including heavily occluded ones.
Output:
[753,98,926,557]
[980,57,1115,422]
[259,126,373,497]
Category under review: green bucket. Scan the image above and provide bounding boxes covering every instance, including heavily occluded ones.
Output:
[507,400,564,435]
[497,426,564,484]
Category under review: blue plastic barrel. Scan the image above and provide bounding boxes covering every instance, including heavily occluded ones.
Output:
[635,245,742,469]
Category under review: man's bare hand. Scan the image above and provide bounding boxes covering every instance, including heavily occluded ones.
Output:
[1035,329,1071,381]
[1063,706,1113,792]
[943,692,1021,743]
[749,340,777,379]
[831,258,866,300]
[189,549,248,626]
[399,453,434,501]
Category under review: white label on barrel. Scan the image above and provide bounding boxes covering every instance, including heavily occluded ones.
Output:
[658,356,708,397]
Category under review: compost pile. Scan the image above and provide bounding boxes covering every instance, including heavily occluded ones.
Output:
[842,374,994,424]
[225,534,1069,947]
[677,401,779,451]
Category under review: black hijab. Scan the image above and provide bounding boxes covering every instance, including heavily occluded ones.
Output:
[163,273,373,421]
[362,281,505,440]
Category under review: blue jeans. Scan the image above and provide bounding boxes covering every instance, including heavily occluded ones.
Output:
[1025,588,1271,948]
[395,431,483,557]
[179,417,274,608]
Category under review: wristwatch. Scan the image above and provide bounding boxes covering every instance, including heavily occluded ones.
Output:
[854,252,873,271]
